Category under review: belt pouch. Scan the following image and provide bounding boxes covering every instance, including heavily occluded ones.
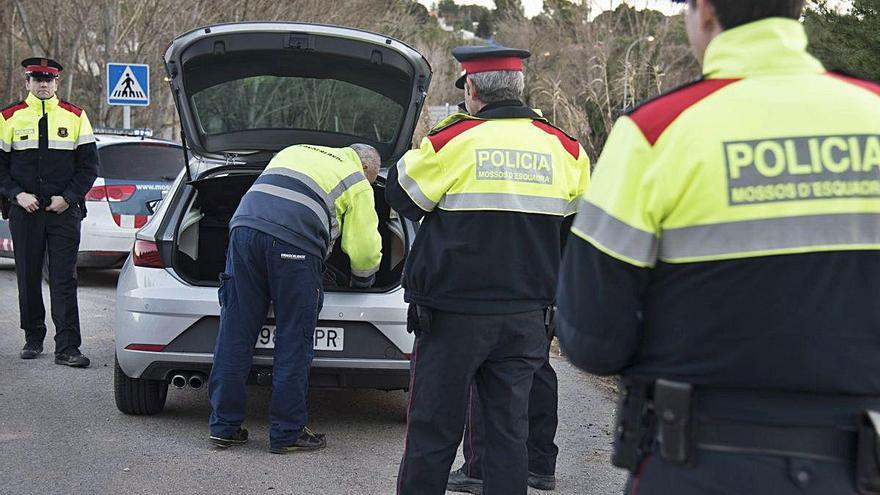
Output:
[857,410,880,495]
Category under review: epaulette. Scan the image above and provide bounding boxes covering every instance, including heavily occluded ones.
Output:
[626,76,740,145]
[827,71,880,97]
[426,115,487,152]
[0,101,27,120]
[58,100,83,117]
[428,112,482,135]
[531,119,581,160]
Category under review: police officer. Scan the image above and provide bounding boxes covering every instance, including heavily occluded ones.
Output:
[208,143,382,453]
[388,45,591,495]
[557,1,880,493]
[445,93,563,495]
[0,58,97,367]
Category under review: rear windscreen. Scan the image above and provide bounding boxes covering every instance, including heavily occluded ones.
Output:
[191,76,405,143]
[98,143,185,181]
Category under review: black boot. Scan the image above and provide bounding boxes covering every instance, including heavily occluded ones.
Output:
[54,348,90,368]
[20,343,43,359]
[528,472,557,491]
[447,467,483,494]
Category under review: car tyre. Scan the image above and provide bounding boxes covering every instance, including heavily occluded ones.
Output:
[114,356,168,415]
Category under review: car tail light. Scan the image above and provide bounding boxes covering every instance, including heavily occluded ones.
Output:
[84,185,107,201]
[84,184,136,202]
[106,184,136,202]
[132,239,164,268]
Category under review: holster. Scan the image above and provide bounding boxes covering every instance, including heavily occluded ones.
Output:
[544,305,557,340]
[857,410,880,495]
[406,304,432,337]
[611,378,654,472]
[0,196,9,220]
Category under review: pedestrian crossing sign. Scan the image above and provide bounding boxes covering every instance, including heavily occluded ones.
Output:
[107,63,149,106]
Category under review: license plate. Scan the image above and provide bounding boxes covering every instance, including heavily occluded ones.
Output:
[255,325,344,351]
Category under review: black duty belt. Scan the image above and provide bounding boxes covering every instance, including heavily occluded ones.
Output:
[696,419,857,463]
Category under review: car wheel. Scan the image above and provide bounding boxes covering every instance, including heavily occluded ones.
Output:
[114,356,168,415]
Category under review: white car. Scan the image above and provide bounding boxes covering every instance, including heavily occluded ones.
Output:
[0,132,184,268]
[113,22,432,414]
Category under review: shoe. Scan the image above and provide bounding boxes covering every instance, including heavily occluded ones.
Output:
[20,343,43,359]
[528,472,557,491]
[54,349,90,368]
[447,467,483,494]
[209,428,249,448]
[269,426,326,454]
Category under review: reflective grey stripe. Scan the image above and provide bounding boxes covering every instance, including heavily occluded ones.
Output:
[327,171,367,241]
[75,134,95,146]
[351,265,380,278]
[249,184,330,233]
[263,168,365,242]
[396,156,437,212]
[263,168,328,202]
[12,140,38,150]
[565,197,579,216]
[439,192,572,216]
[572,200,659,266]
[0,141,9,152]
[328,171,366,203]
[660,213,880,261]
[48,140,75,150]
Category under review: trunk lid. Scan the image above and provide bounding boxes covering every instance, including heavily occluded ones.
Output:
[163,22,432,165]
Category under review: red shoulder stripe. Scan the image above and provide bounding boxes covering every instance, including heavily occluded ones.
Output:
[532,120,580,159]
[629,78,740,146]
[58,101,83,117]
[427,119,485,152]
[827,72,880,98]
[1,102,27,120]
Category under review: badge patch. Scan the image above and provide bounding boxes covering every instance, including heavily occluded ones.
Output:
[57,127,68,138]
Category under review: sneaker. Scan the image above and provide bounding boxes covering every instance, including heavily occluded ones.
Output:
[528,472,557,491]
[269,426,326,454]
[209,428,249,448]
[20,343,43,359]
[447,467,483,494]
[54,349,90,368]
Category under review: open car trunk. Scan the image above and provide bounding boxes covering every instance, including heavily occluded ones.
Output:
[172,169,407,291]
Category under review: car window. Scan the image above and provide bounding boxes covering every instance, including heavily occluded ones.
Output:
[191,76,405,143]
[98,143,185,181]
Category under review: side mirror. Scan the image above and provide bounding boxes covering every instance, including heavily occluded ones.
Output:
[145,198,161,215]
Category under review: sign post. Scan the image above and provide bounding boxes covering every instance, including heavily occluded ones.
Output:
[106,63,150,129]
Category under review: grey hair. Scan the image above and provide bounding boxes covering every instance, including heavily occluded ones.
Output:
[350,143,381,173]
[467,70,525,103]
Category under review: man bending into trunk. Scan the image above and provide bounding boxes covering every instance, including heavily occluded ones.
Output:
[208,143,382,453]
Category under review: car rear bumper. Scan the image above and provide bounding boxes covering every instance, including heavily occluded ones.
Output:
[115,260,413,389]
[127,355,411,390]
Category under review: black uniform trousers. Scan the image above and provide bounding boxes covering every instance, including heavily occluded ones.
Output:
[8,204,82,353]
[628,450,860,494]
[462,352,559,479]
[397,309,547,495]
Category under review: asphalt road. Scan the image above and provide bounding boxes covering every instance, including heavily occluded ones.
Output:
[0,258,627,495]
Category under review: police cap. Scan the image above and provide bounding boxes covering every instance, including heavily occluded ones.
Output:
[452,45,530,89]
[22,57,62,79]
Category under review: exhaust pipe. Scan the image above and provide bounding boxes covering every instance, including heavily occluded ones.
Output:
[188,373,206,390]
[171,374,188,388]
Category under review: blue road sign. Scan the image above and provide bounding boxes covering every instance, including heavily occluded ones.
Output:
[107,63,149,106]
